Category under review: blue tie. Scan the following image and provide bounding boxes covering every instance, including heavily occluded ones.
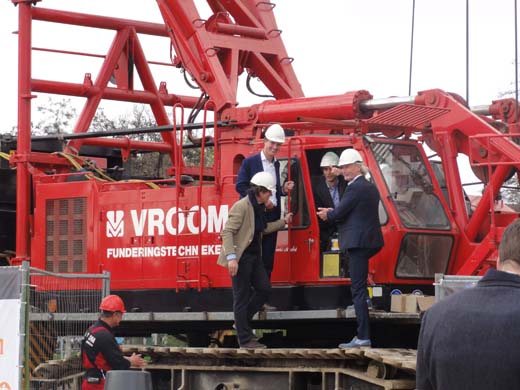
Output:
[330,185,339,208]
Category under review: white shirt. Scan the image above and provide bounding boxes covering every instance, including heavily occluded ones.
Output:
[260,151,278,206]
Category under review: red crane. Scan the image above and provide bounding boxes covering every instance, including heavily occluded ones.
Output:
[4,0,520,340]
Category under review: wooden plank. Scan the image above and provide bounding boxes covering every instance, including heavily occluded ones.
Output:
[270,348,294,358]
[252,348,275,358]
[184,347,205,357]
[337,347,367,359]
[364,350,384,362]
[169,347,186,353]
[381,357,403,368]
[207,348,238,358]
[265,348,291,358]
[341,367,416,390]
[326,348,348,359]
[122,344,418,379]
[289,348,310,358]
[366,349,416,373]
[305,349,330,359]
[235,348,254,357]
[401,360,417,371]
[202,347,224,357]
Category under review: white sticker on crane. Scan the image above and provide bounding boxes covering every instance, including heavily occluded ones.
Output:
[105,205,229,238]
[106,244,222,259]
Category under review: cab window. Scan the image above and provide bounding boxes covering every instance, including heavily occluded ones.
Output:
[371,142,450,230]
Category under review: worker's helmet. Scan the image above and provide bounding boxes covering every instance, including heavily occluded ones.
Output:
[338,149,363,166]
[99,295,126,313]
[264,124,285,144]
[320,151,339,168]
[250,171,276,193]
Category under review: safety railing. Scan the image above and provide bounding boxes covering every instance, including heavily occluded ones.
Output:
[434,273,480,302]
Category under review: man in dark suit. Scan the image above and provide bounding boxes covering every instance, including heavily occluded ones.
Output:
[313,151,347,252]
[235,124,294,310]
[317,148,383,348]
[416,219,520,390]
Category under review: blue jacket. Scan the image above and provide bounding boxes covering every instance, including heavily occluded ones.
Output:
[417,269,520,390]
[327,176,383,251]
[235,153,283,219]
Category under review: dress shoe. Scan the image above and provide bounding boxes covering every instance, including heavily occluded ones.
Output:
[262,303,277,311]
[338,336,371,348]
[240,339,267,349]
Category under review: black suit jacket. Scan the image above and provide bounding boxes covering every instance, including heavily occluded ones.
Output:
[327,176,383,251]
[417,269,520,390]
[313,176,347,249]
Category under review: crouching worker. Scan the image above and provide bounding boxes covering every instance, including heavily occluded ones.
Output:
[218,172,292,349]
[81,295,146,389]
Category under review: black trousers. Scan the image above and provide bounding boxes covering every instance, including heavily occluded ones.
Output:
[261,232,277,279]
[347,247,381,340]
[231,250,270,346]
[262,209,279,279]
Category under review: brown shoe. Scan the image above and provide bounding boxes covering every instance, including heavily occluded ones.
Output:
[240,339,267,349]
[262,303,277,311]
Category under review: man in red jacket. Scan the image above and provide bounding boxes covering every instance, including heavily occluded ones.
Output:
[81,295,146,389]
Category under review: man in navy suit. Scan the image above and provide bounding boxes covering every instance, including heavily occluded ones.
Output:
[317,148,383,348]
[312,151,347,252]
[236,124,294,310]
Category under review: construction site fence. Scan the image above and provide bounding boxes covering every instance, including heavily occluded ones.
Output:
[0,265,26,390]
[434,273,481,302]
[24,262,110,390]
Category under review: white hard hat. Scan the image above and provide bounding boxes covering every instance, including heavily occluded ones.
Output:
[264,124,285,143]
[250,171,276,193]
[320,151,339,167]
[338,149,363,166]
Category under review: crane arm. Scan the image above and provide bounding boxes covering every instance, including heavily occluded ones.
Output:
[156,0,304,113]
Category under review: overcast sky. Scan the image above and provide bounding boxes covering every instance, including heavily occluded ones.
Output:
[1,1,517,121]
[0,0,518,190]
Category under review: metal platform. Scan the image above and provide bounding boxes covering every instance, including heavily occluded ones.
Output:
[30,309,421,323]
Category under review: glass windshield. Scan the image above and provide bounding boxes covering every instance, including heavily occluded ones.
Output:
[396,234,452,278]
[371,142,450,230]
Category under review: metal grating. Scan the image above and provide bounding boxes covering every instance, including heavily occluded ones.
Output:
[45,197,87,273]
[28,267,109,379]
[367,104,449,131]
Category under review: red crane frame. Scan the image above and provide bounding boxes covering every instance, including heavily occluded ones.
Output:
[10,0,520,280]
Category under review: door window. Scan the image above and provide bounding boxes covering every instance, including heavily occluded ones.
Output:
[279,158,310,229]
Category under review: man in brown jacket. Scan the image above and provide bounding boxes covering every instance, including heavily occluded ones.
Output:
[218,172,292,348]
